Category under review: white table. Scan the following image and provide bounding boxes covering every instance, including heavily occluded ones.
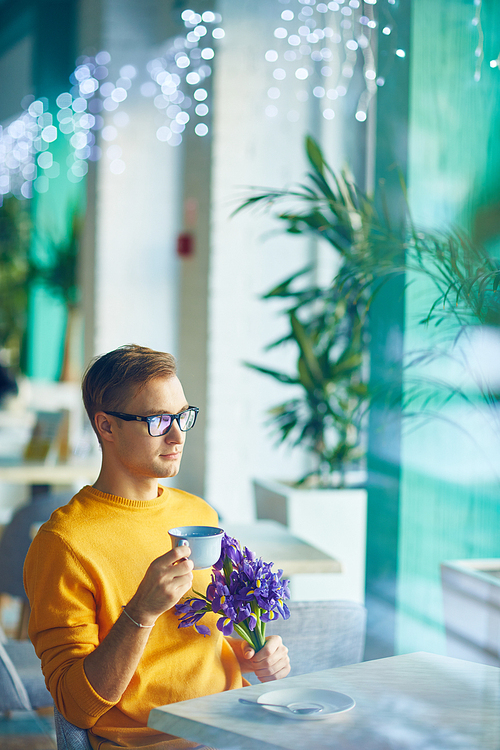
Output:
[0,460,101,510]
[0,461,100,486]
[223,521,341,575]
[148,652,500,750]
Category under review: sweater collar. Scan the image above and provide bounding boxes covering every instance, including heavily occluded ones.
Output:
[81,484,169,510]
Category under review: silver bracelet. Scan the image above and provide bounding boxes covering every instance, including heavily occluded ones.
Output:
[121,605,156,629]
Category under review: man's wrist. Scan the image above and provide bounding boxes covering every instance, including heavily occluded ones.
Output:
[121,605,157,629]
[122,600,158,629]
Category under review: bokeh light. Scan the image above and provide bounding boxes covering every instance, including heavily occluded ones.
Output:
[1,8,222,199]
[145,9,221,147]
[263,0,378,122]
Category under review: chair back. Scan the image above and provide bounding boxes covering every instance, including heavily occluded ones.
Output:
[0,492,71,600]
[54,706,92,750]
[3,637,52,709]
[246,600,366,683]
[0,640,32,712]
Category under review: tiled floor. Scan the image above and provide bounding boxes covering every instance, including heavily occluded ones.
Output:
[0,709,56,750]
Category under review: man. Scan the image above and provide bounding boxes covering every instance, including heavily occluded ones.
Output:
[24,344,290,749]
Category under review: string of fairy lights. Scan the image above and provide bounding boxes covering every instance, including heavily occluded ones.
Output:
[0,8,222,201]
[0,0,496,203]
[263,0,382,124]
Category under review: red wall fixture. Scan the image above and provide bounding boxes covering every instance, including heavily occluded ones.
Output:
[177,233,194,257]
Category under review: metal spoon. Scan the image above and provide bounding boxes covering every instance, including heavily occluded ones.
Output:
[238,698,323,715]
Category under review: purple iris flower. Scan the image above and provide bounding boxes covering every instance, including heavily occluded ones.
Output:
[214,534,244,570]
[217,616,234,636]
[194,621,211,636]
[175,598,211,636]
[247,612,258,631]
[210,580,231,613]
[176,532,290,648]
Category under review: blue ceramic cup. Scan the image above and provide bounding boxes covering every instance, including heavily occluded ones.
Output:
[168,525,224,570]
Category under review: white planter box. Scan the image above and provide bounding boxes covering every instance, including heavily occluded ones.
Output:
[441,559,500,667]
[253,478,367,603]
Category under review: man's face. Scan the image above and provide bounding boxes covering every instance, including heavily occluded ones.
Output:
[107,375,190,480]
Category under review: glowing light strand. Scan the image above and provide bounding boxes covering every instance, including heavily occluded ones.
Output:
[472,0,483,81]
[145,8,222,147]
[0,105,45,201]
[264,0,381,124]
[0,50,132,200]
[0,8,222,201]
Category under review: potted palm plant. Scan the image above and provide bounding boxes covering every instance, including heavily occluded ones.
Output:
[235,136,390,602]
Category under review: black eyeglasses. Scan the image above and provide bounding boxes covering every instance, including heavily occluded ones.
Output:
[104,407,199,437]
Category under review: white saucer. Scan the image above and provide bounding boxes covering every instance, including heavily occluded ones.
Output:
[257,687,355,721]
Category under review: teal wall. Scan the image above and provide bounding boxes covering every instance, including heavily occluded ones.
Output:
[28,133,85,381]
[365,0,410,659]
[366,0,500,658]
[397,0,500,654]
[27,0,83,381]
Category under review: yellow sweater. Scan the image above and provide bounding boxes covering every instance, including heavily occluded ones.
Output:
[24,485,244,749]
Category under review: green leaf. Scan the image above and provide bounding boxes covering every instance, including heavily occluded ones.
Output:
[290,312,324,385]
[262,265,312,298]
[245,362,300,385]
[305,135,325,176]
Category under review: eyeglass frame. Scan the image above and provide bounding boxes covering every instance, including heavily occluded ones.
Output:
[103,406,199,437]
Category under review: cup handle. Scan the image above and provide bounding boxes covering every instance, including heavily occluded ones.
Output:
[176,539,189,547]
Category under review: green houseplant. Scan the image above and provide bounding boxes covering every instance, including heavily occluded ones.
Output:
[238,136,500,480]
[235,136,387,601]
[0,196,32,372]
[236,136,394,489]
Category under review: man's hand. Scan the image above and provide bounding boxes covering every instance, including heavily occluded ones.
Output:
[237,635,290,682]
[126,546,194,626]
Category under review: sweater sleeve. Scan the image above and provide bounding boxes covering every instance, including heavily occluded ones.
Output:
[24,529,116,728]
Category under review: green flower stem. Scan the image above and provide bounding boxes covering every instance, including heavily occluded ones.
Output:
[233,621,266,652]
[223,557,234,580]
[250,601,267,649]
[192,589,210,601]
[258,612,266,643]
[253,623,266,651]
[232,623,256,650]
[189,589,266,652]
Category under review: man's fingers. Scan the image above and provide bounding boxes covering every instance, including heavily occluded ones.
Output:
[165,545,193,563]
[150,547,193,577]
[247,635,290,682]
[170,558,194,578]
[254,652,291,682]
[258,647,289,670]
[242,644,255,660]
[257,663,291,682]
[133,547,194,617]
[251,635,286,663]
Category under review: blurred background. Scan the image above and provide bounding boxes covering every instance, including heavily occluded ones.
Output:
[0,0,500,676]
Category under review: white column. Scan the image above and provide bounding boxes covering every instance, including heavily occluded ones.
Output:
[82,0,183,361]
[205,0,345,520]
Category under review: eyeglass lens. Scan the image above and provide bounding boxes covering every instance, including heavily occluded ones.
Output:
[149,409,196,436]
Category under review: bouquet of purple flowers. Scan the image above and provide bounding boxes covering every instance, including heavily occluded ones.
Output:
[175,533,291,652]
